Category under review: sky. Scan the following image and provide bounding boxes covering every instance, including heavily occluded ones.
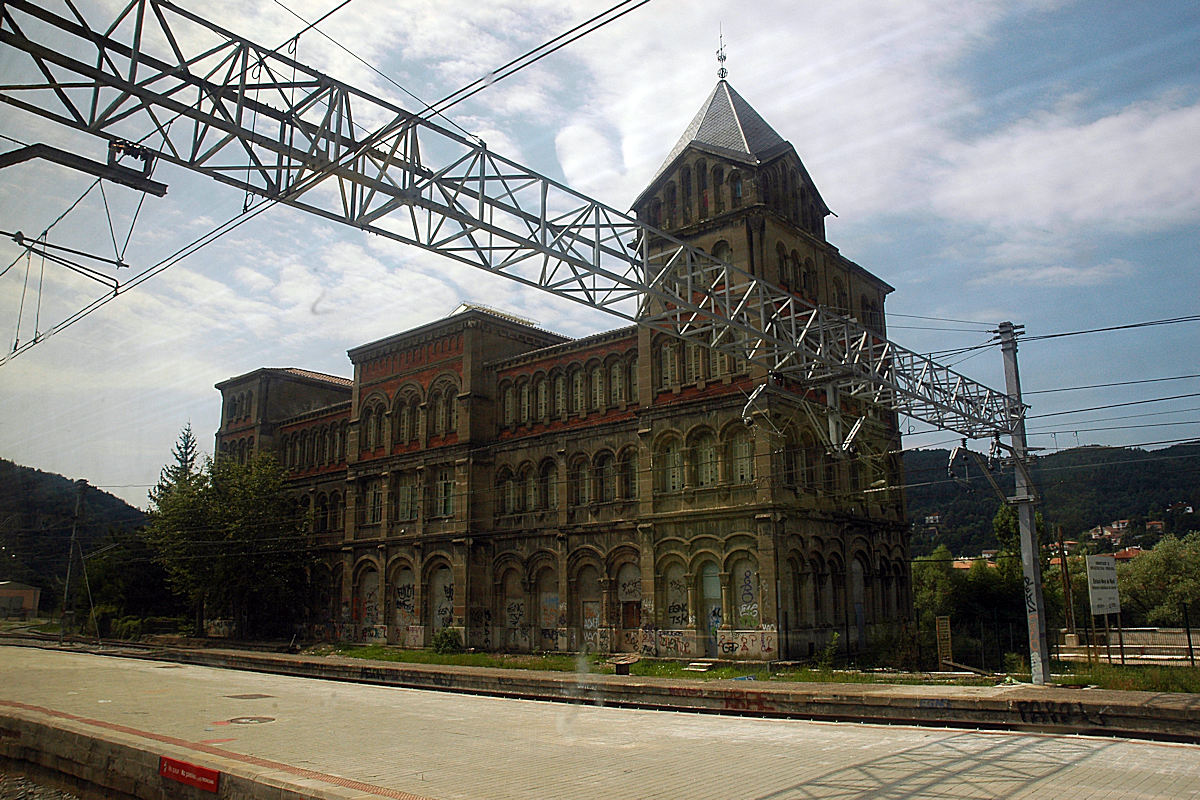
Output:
[1,0,1198,510]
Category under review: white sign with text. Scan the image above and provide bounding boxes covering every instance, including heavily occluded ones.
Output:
[1085,555,1121,615]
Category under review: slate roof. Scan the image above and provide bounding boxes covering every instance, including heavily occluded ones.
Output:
[642,80,792,195]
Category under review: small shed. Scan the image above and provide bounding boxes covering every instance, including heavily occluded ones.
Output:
[0,581,42,619]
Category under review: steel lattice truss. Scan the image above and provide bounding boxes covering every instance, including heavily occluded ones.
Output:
[0,0,1017,437]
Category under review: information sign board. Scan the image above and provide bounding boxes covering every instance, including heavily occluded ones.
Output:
[1085,555,1121,615]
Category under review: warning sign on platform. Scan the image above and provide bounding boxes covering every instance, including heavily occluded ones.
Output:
[1085,555,1121,616]
[159,756,219,793]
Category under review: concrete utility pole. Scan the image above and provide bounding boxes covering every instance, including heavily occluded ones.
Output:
[998,322,1051,684]
[59,479,86,646]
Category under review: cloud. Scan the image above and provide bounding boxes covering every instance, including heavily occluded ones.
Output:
[969,258,1135,288]
[932,98,1200,235]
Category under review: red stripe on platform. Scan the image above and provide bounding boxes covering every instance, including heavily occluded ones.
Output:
[0,699,437,800]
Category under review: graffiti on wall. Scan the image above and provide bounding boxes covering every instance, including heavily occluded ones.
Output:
[666,577,688,627]
[717,630,777,658]
[582,600,601,652]
[656,629,694,657]
[736,567,759,628]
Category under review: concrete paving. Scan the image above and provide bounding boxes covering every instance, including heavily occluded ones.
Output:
[3,645,1200,800]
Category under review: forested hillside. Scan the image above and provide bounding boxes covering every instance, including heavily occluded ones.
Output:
[0,458,146,594]
[903,442,1200,557]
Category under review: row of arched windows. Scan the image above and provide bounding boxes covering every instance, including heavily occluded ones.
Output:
[655,334,746,390]
[282,422,348,471]
[298,491,345,534]
[759,163,824,238]
[653,427,754,492]
[225,390,253,422]
[647,161,743,230]
[499,355,638,429]
[776,244,818,300]
[218,437,253,464]
[352,467,458,527]
[359,377,460,452]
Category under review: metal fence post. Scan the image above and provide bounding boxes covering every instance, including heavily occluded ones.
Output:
[1184,602,1196,668]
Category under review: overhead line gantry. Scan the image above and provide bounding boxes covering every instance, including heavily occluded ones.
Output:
[0,0,1051,683]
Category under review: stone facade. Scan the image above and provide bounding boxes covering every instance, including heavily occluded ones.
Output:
[215,80,911,660]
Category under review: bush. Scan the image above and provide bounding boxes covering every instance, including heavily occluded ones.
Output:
[816,632,840,671]
[430,628,464,654]
[111,616,143,640]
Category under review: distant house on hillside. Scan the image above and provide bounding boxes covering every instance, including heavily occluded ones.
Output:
[0,581,40,619]
[1113,547,1144,562]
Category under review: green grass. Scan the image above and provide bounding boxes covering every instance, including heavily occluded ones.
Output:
[311,645,1200,692]
[1053,662,1200,693]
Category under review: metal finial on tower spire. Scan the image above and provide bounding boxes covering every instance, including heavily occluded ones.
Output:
[717,30,728,80]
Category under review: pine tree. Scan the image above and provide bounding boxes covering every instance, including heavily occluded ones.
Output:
[149,423,199,508]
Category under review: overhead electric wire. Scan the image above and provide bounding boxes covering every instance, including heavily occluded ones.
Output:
[1024,373,1200,395]
[1022,314,1200,342]
[2,0,656,365]
[1026,392,1200,419]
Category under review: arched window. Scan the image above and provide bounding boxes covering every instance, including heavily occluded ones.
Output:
[522,466,537,511]
[367,478,383,524]
[709,344,726,378]
[729,429,755,483]
[435,467,455,517]
[571,369,585,413]
[595,452,615,502]
[395,402,410,443]
[553,374,567,418]
[395,472,417,520]
[731,556,760,628]
[609,361,625,405]
[629,356,639,403]
[535,377,548,419]
[659,339,679,388]
[429,394,443,436]
[617,448,636,500]
[664,182,677,228]
[832,277,848,314]
[364,410,378,450]
[711,239,732,263]
[730,172,743,207]
[569,456,591,505]
[776,242,788,286]
[444,386,457,433]
[504,473,518,514]
[656,438,683,492]
[681,166,692,225]
[540,460,559,509]
[519,381,531,424]
[502,385,516,426]
[685,342,704,383]
[696,158,709,218]
[712,165,725,214]
[694,432,718,487]
[782,427,803,487]
[590,366,604,411]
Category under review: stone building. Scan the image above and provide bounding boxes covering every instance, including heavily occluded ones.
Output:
[215,80,910,661]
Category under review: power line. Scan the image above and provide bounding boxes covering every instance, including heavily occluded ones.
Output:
[1,0,656,365]
[1025,373,1200,396]
[1024,314,1200,342]
[1027,392,1200,419]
